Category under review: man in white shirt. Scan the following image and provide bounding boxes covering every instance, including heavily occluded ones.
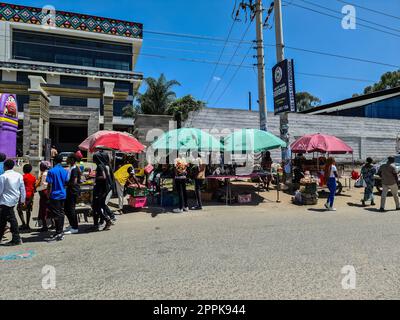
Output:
[0,159,26,246]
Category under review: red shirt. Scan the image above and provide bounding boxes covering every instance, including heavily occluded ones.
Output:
[23,173,36,199]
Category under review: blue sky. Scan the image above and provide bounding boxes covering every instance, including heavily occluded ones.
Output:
[14,0,400,110]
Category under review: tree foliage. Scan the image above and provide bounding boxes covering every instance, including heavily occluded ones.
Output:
[137,74,181,115]
[121,104,138,118]
[295,91,321,112]
[167,95,206,121]
[363,70,400,94]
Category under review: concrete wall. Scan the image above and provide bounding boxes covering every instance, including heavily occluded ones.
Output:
[134,114,175,147]
[186,108,400,162]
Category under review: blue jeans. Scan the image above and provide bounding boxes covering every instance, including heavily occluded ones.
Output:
[327,177,336,207]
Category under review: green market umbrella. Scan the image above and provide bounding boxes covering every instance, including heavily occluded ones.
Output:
[151,128,223,151]
[224,129,286,153]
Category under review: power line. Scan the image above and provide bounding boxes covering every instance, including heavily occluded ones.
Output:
[140,51,375,83]
[144,40,399,70]
[144,29,248,45]
[294,71,374,83]
[201,18,238,100]
[206,21,254,103]
[285,45,400,69]
[143,45,250,58]
[283,0,400,39]
[140,52,255,68]
[336,0,400,21]
[299,0,400,34]
[5,26,397,70]
[145,36,251,48]
[213,45,254,106]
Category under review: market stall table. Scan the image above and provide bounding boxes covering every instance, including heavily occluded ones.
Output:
[206,174,263,205]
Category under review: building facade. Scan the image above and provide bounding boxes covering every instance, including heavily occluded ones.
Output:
[301,87,400,119]
[186,107,400,162]
[0,2,143,167]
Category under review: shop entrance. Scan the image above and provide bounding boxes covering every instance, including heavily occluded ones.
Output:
[50,119,88,153]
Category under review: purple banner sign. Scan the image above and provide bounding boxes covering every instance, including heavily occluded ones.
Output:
[0,94,18,158]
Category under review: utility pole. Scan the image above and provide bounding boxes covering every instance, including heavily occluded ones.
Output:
[255,0,268,131]
[274,0,290,179]
[248,91,252,111]
[235,1,272,130]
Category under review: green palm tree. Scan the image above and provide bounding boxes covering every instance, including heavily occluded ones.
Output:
[138,74,181,115]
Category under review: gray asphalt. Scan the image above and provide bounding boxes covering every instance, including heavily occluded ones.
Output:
[1,188,400,300]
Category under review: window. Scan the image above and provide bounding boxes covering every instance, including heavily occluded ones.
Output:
[16,94,29,112]
[114,81,134,96]
[113,100,133,117]
[17,72,46,84]
[60,97,87,107]
[12,30,133,71]
[60,75,88,88]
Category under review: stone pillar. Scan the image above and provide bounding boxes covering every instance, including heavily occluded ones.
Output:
[103,82,115,131]
[87,109,100,162]
[28,76,50,174]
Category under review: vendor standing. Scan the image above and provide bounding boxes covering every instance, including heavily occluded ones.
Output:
[114,163,142,214]
[173,156,189,213]
[293,153,306,184]
[261,151,273,191]
[191,156,206,210]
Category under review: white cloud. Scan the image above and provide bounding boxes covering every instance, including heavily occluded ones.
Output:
[213,76,221,82]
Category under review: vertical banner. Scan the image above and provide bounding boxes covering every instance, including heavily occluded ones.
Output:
[273,59,297,115]
[0,94,18,158]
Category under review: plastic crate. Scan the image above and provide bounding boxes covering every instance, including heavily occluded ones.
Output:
[126,188,149,197]
[128,196,147,208]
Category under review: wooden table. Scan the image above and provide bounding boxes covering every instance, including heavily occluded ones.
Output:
[206,174,261,205]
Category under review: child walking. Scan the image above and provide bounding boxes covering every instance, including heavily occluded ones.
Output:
[17,164,36,231]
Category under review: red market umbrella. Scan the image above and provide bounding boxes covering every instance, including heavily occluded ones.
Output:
[79,130,145,153]
[290,133,353,154]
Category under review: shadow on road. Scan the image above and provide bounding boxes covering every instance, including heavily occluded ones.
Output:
[307,208,328,213]
[364,208,384,213]
[347,202,365,208]
[19,232,50,243]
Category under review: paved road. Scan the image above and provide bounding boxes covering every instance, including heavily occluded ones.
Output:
[1,187,400,300]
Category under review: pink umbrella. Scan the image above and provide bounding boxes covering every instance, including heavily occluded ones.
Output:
[79,130,145,154]
[291,133,353,154]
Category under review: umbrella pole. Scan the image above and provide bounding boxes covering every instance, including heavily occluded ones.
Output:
[276,170,281,203]
[112,150,116,172]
